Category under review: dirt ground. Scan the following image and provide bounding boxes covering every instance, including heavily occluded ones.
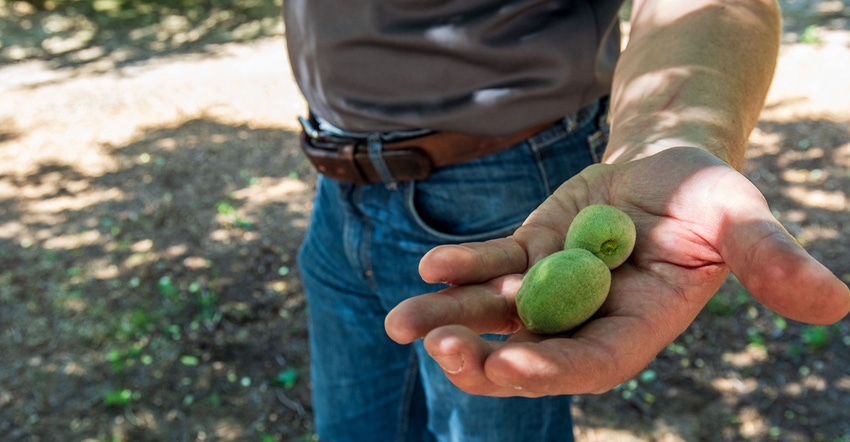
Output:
[1,1,849,441]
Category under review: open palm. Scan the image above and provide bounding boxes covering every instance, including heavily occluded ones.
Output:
[385,147,850,397]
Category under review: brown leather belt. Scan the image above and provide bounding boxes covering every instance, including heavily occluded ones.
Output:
[297,100,609,184]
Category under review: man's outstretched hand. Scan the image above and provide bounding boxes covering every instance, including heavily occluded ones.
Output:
[384,147,850,398]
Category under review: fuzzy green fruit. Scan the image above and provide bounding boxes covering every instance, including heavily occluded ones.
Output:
[564,204,636,270]
[516,248,611,334]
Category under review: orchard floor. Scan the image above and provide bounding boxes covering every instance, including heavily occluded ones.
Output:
[1,2,849,441]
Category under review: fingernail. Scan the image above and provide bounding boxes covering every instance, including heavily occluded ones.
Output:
[433,354,463,374]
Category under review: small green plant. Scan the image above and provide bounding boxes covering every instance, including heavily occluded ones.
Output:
[194,290,218,321]
[801,325,831,350]
[746,326,767,351]
[705,281,751,317]
[216,201,254,229]
[157,276,181,302]
[105,349,125,372]
[215,201,238,216]
[188,277,221,327]
[272,367,300,389]
[772,314,787,333]
[666,342,688,356]
[799,25,823,45]
[614,368,658,404]
[105,341,147,372]
[103,389,136,407]
[180,355,200,366]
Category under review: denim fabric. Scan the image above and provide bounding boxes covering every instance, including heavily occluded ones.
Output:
[297,104,608,441]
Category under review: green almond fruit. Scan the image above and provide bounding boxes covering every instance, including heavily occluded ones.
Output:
[564,204,636,270]
[516,248,611,334]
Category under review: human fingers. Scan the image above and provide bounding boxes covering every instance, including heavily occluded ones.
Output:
[384,276,525,345]
[418,237,536,286]
[604,146,850,324]
[422,325,518,397]
[423,266,703,397]
[719,196,850,324]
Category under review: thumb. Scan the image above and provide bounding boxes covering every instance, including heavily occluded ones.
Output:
[721,207,850,325]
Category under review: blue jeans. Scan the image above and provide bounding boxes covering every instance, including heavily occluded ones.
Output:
[297,102,608,441]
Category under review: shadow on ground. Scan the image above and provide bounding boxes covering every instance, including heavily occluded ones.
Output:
[3,115,846,442]
[0,117,318,440]
[781,0,850,37]
[749,117,850,276]
[0,0,283,69]
[1,2,850,438]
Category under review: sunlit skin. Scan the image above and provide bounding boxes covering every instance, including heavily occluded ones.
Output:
[384,0,850,398]
[385,147,850,397]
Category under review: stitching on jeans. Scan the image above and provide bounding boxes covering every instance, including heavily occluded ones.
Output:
[527,99,600,152]
[397,348,420,440]
[527,124,569,152]
[528,139,552,194]
[343,184,377,289]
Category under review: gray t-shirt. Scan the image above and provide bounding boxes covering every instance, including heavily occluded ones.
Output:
[285,0,624,136]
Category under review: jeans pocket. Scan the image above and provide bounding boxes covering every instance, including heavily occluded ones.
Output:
[404,99,609,244]
[404,147,548,243]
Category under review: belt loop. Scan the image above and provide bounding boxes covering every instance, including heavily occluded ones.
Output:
[563,98,602,132]
[367,133,397,184]
[562,113,580,133]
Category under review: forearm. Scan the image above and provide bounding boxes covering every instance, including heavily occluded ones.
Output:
[605,0,781,170]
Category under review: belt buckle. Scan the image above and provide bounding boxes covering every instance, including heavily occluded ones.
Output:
[299,132,370,184]
[299,129,433,184]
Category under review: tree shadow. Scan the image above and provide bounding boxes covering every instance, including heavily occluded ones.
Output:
[3,0,850,439]
[0,117,319,439]
[0,117,21,144]
[0,0,283,70]
[779,0,850,46]
[780,0,850,31]
[747,117,850,279]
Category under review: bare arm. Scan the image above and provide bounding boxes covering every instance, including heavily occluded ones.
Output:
[384,0,850,397]
[607,0,780,168]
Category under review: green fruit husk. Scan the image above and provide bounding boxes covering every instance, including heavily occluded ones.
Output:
[564,204,636,270]
[516,248,612,334]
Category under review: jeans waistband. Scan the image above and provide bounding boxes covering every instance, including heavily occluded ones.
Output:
[298,97,608,184]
